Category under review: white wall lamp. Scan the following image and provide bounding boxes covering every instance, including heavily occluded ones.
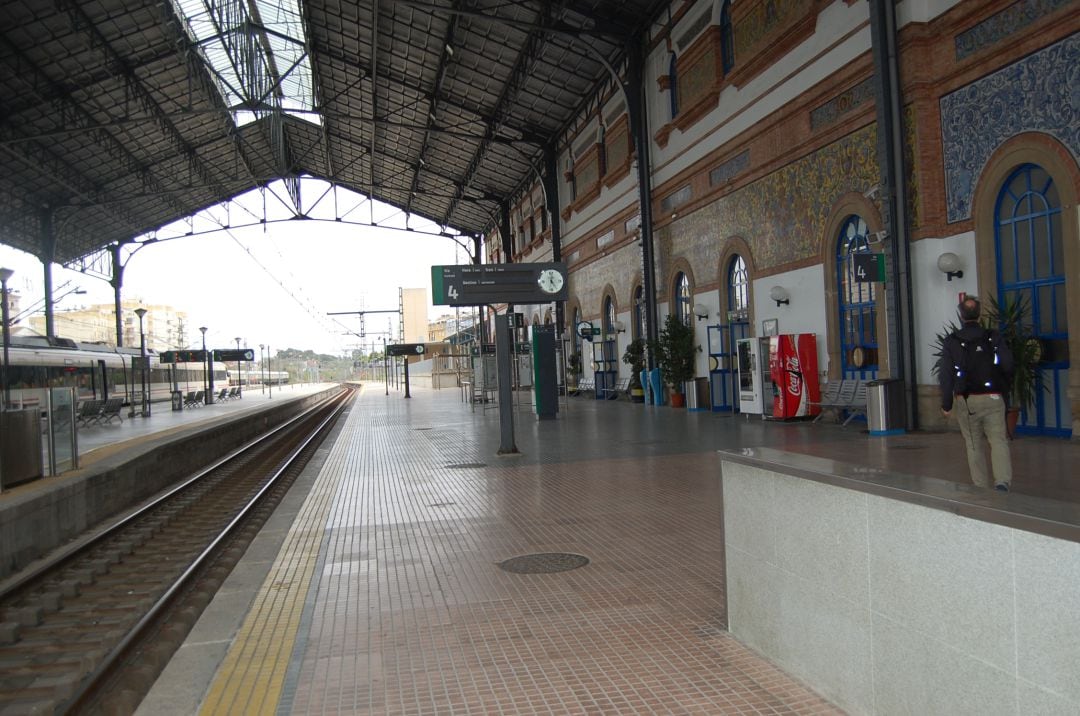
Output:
[611,319,626,333]
[769,286,790,307]
[937,252,964,281]
[692,303,709,321]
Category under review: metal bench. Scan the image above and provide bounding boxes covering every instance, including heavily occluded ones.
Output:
[599,377,630,400]
[811,380,868,426]
[97,397,124,425]
[75,399,104,428]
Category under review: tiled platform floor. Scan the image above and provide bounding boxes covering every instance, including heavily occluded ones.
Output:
[143,382,1080,715]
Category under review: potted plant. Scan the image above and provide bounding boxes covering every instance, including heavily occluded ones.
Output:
[622,338,647,403]
[985,294,1043,436]
[649,314,700,407]
[566,351,582,393]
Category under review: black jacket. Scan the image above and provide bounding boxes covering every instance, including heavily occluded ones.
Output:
[938,322,1014,412]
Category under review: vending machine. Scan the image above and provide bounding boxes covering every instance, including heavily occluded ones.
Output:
[767,334,821,419]
[736,337,768,415]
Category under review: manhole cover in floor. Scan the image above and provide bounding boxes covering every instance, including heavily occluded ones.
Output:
[446,462,488,469]
[498,553,589,574]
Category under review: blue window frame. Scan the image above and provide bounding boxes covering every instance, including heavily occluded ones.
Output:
[720,1,734,73]
[668,52,678,118]
[836,216,878,380]
[727,255,748,320]
[674,272,692,326]
[995,163,1069,437]
[633,285,645,341]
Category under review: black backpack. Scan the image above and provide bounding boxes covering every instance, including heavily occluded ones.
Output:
[953,328,1005,396]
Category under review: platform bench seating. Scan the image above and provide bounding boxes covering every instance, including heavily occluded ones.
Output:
[75,399,104,428]
[184,391,204,408]
[574,378,595,396]
[97,397,124,425]
[599,377,630,400]
[812,380,868,426]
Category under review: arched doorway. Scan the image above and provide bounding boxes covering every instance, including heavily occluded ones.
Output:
[836,216,879,381]
[995,163,1070,437]
[714,254,750,411]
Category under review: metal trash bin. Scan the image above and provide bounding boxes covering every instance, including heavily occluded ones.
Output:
[686,377,710,411]
[171,390,184,411]
[866,378,905,435]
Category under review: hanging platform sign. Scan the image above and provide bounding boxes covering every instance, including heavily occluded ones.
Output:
[431,263,568,306]
[387,343,426,357]
[160,350,207,363]
[214,349,255,362]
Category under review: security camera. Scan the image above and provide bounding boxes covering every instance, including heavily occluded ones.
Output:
[863,185,881,201]
[867,230,888,243]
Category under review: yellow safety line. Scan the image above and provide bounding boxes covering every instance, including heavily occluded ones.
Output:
[199,391,358,715]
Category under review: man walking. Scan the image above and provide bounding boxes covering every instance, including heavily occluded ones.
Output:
[939,295,1015,491]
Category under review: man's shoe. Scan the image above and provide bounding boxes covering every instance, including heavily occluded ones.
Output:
[994,483,1009,492]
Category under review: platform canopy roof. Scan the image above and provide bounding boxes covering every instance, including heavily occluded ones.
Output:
[1,0,667,265]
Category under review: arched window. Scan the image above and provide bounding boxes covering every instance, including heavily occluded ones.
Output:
[727,255,748,320]
[668,52,679,118]
[604,295,616,336]
[674,272,692,326]
[633,285,646,340]
[836,216,878,379]
[720,0,734,73]
[995,163,1068,436]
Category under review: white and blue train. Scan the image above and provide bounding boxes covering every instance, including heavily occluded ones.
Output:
[1,336,288,409]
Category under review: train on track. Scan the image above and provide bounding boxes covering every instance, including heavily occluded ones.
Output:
[1,336,289,410]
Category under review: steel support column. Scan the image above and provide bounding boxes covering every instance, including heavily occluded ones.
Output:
[41,209,56,340]
[625,40,659,369]
[111,243,125,347]
[543,145,566,337]
[869,0,917,430]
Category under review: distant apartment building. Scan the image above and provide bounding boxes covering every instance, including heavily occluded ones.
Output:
[30,299,189,351]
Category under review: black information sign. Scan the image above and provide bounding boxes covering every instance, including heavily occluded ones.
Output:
[387,343,426,357]
[160,349,207,363]
[431,262,568,306]
[214,348,255,362]
[853,253,886,283]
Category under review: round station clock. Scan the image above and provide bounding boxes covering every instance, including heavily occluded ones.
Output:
[537,268,564,295]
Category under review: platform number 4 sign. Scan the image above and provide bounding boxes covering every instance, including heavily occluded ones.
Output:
[447,285,459,300]
[853,253,886,283]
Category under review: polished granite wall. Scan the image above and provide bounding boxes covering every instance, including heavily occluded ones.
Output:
[721,457,1080,715]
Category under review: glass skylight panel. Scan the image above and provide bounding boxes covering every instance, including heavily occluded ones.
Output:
[171,0,319,127]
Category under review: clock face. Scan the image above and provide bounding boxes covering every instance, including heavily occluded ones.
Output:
[537,268,564,294]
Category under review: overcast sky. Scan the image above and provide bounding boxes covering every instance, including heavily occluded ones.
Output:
[0,181,468,356]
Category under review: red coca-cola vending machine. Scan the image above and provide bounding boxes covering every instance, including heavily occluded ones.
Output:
[768,334,821,419]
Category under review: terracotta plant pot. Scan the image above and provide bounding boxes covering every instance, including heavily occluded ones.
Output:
[1006,407,1020,440]
[670,392,686,408]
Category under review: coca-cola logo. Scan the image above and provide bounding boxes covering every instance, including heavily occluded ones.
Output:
[786,355,802,396]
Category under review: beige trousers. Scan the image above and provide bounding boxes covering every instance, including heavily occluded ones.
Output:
[955,393,1013,488]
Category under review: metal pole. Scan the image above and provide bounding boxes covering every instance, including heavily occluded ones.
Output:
[267,345,272,398]
[495,313,519,455]
[135,308,149,417]
[0,268,13,410]
[259,344,265,394]
[199,327,208,404]
[235,337,242,396]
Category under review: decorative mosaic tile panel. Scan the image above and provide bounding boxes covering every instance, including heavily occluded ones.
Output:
[810,78,875,131]
[662,123,879,275]
[940,35,1078,223]
[955,0,1072,61]
[709,150,750,186]
[734,0,802,60]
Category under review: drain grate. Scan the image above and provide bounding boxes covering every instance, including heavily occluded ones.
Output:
[498,553,589,574]
[446,462,488,469]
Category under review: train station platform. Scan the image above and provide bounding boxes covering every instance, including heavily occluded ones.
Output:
[0,383,341,583]
[74,383,338,470]
[138,383,1080,715]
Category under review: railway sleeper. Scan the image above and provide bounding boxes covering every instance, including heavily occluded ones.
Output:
[2,606,42,628]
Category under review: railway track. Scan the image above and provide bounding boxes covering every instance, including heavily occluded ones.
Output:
[0,387,354,714]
